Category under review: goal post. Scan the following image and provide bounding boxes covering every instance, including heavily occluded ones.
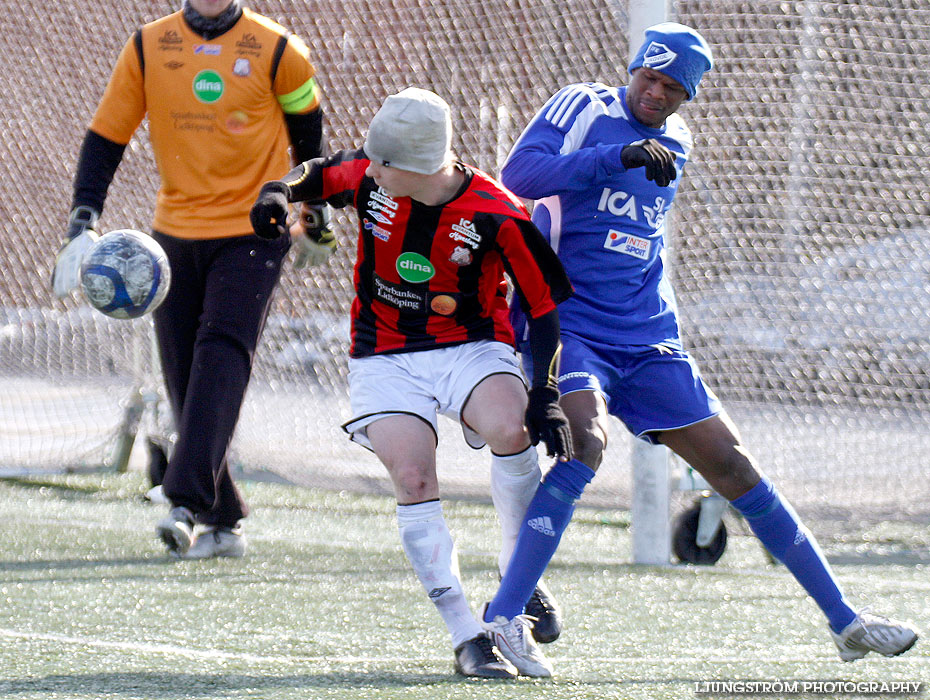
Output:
[620,0,675,566]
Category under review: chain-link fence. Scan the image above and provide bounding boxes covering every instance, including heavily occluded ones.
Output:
[2,1,929,521]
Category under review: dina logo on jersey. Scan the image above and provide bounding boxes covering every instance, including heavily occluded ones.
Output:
[643,41,677,69]
[193,70,224,103]
[396,252,435,283]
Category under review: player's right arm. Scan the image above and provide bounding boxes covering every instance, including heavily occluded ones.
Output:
[53,33,144,298]
[500,83,676,198]
[250,149,366,240]
[77,30,146,214]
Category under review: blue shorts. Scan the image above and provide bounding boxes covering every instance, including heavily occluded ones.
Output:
[554,333,722,444]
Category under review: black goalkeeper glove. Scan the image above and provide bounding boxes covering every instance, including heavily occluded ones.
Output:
[620,138,677,187]
[525,385,573,460]
[250,181,290,239]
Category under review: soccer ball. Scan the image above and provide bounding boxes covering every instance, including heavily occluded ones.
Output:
[80,229,171,319]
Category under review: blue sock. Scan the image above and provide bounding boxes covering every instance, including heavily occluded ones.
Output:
[484,459,595,622]
[731,477,856,632]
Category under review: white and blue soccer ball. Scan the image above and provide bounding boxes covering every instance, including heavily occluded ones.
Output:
[80,229,171,319]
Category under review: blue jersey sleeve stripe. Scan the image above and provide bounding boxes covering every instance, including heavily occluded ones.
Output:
[544,82,626,131]
[543,88,577,126]
[545,85,593,128]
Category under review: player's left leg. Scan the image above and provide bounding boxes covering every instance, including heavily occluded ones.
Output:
[366,415,515,678]
[658,413,919,661]
[475,386,601,642]
[451,352,555,675]
[619,344,918,660]
[463,373,566,645]
[458,342,599,674]
[461,372,537,574]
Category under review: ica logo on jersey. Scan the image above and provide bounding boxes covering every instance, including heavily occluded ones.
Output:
[449,218,481,249]
[597,188,668,230]
[367,188,398,224]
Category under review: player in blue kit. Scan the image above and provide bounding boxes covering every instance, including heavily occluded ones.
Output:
[478,23,919,676]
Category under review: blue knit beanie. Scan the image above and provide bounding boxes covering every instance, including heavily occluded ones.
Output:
[627,22,713,99]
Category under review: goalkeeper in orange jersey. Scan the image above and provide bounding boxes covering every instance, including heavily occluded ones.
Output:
[52,0,333,560]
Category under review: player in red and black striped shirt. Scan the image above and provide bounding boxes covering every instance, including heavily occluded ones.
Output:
[261,132,569,360]
[251,88,571,678]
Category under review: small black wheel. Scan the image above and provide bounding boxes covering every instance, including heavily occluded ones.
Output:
[146,438,169,487]
[672,500,727,565]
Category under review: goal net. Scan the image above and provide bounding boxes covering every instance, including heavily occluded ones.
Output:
[2,0,929,526]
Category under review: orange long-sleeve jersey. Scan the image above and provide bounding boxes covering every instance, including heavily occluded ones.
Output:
[90,8,320,238]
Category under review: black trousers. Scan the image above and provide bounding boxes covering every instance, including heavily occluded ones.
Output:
[152,232,290,527]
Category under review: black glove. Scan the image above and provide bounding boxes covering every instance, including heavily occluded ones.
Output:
[65,205,100,241]
[525,385,573,460]
[250,181,290,239]
[620,138,677,187]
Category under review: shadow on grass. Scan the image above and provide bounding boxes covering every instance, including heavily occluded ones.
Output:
[0,671,693,698]
[0,557,173,572]
[0,670,514,696]
[0,554,418,587]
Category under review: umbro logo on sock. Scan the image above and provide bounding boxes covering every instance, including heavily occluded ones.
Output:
[428,586,451,599]
[528,516,555,537]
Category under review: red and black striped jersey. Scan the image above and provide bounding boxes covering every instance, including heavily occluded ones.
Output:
[285,148,572,358]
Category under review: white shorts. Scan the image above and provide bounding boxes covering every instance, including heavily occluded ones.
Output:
[342,340,525,451]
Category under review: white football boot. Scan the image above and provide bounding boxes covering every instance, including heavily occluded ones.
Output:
[481,604,553,677]
[830,608,919,662]
[182,526,247,560]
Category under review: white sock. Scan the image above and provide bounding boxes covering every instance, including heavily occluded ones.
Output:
[490,446,541,575]
[397,501,483,648]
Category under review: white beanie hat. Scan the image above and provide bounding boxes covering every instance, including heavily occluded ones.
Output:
[363,87,453,175]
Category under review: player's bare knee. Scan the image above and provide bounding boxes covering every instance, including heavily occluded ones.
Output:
[572,428,605,471]
[701,447,760,500]
[388,463,434,501]
[483,418,530,455]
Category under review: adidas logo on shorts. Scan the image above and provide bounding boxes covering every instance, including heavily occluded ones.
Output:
[527,516,555,537]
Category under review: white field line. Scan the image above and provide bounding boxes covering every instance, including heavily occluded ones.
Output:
[0,628,835,666]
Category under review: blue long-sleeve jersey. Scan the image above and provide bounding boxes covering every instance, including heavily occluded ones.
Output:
[501,82,693,348]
